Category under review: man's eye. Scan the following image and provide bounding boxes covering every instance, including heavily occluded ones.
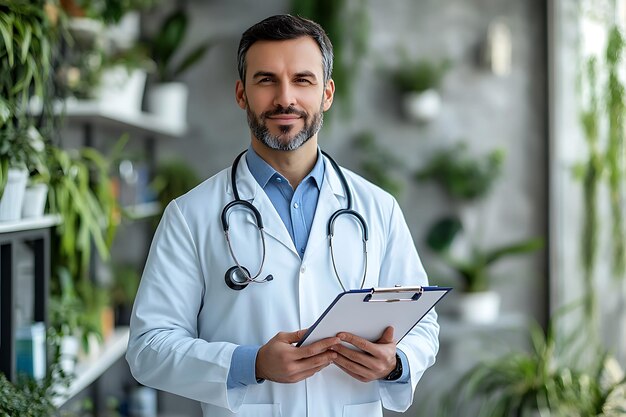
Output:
[259,78,273,83]
[295,78,312,84]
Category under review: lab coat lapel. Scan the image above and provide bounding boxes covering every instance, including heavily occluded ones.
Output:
[303,156,346,259]
[226,156,299,256]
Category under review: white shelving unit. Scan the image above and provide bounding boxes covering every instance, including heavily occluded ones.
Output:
[63,102,187,138]
[31,99,187,138]
[122,202,162,221]
[53,327,130,408]
[52,102,184,414]
[0,214,62,234]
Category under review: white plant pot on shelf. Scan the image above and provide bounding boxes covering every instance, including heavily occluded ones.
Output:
[402,89,442,123]
[0,168,29,222]
[106,11,140,50]
[59,335,80,375]
[22,184,48,219]
[457,290,501,324]
[146,82,189,131]
[96,66,147,115]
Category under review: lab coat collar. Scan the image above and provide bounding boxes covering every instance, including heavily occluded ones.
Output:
[224,150,348,257]
[225,150,347,202]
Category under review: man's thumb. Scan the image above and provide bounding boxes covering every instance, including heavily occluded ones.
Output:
[378,326,395,344]
[279,328,309,344]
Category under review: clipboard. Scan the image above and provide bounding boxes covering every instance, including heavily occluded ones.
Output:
[296,286,451,347]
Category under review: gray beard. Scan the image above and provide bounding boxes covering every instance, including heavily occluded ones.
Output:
[246,103,324,151]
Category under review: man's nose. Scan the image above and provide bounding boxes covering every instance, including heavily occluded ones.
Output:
[273,83,296,108]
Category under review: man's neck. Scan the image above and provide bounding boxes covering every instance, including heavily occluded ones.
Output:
[251,138,318,189]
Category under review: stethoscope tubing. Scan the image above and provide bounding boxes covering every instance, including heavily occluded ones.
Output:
[222,149,368,291]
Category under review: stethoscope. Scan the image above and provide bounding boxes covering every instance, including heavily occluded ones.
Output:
[222,150,369,292]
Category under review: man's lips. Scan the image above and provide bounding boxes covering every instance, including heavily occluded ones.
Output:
[267,115,301,121]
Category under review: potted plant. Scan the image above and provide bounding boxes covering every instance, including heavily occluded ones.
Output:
[49,266,85,375]
[440,313,626,416]
[0,328,69,416]
[391,57,449,123]
[417,143,542,322]
[0,126,32,221]
[45,143,121,361]
[111,263,141,326]
[144,8,213,130]
[415,142,504,237]
[0,1,57,221]
[426,216,543,323]
[150,158,200,217]
[21,126,50,219]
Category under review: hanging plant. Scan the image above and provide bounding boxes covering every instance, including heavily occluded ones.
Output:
[604,26,625,279]
[414,142,504,203]
[575,56,602,321]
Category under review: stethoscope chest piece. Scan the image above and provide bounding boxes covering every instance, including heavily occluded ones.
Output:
[225,266,251,291]
[222,150,367,292]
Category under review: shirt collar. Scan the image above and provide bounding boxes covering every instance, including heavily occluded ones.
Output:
[246,146,325,190]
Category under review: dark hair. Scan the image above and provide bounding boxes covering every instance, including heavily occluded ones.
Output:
[237,14,334,84]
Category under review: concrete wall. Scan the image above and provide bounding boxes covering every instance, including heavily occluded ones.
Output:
[152,0,547,317]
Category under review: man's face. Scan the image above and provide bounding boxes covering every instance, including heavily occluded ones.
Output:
[236,37,334,151]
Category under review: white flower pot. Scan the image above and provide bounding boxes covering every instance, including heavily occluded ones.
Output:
[147,82,189,130]
[97,66,147,115]
[402,89,442,123]
[106,11,140,50]
[59,335,80,375]
[21,184,48,219]
[457,290,501,324]
[0,168,29,222]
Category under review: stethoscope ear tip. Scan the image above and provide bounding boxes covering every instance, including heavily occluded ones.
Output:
[265,274,274,282]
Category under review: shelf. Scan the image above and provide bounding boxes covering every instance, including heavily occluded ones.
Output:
[30,99,187,138]
[54,327,130,408]
[122,202,162,220]
[0,215,62,234]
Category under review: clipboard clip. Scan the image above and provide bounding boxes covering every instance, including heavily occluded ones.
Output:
[362,286,424,303]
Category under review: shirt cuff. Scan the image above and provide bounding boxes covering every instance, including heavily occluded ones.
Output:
[227,345,264,389]
[396,348,410,383]
[381,348,410,384]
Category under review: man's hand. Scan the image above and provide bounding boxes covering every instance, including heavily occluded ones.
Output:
[331,326,397,382]
[256,329,340,383]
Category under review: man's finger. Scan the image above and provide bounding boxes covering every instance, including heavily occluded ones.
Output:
[297,336,341,358]
[376,326,395,344]
[337,332,375,354]
[333,356,373,382]
[277,328,309,344]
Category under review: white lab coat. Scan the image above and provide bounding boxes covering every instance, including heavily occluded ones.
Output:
[126,154,440,417]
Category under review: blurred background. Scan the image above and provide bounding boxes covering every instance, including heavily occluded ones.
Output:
[1,0,625,416]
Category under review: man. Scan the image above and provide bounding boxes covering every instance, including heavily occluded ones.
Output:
[126,14,439,417]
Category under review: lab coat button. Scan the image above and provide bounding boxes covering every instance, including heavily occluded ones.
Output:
[300,265,306,274]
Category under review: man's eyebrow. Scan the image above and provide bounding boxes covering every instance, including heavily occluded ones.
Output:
[294,71,317,79]
[252,71,276,79]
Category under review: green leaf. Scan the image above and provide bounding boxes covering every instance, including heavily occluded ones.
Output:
[153,10,187,79]
[172,41,212,79]
[425,216,462,252]
[484,237,544,265]
[0,16,14,67]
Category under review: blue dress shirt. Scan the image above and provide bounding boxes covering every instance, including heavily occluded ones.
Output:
[226,147,409,388]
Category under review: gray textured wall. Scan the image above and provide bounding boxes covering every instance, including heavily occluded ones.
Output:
[152,0,547,316]
[139,0,548,415]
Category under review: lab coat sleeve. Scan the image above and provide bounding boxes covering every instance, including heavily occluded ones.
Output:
[377,199,440,412]
[126,201,247,412]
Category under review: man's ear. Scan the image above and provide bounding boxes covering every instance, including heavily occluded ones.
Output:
[323,79,335,111]
[235,80,247,109]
